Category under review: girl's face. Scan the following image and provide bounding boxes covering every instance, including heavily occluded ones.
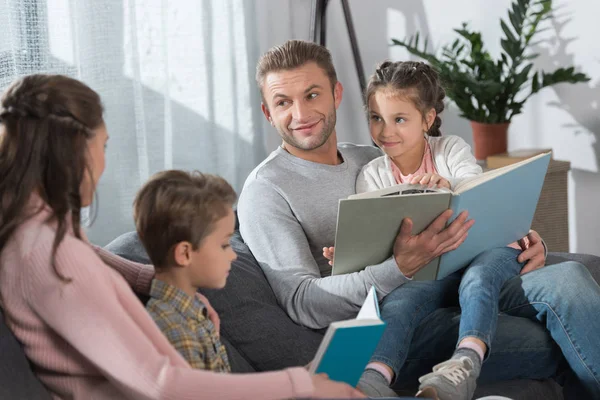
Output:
[368,89,435,161]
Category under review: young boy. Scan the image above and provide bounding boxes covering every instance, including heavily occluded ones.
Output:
[134,170,238,372]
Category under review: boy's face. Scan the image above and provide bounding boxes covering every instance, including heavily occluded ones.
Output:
[188,207,237,289]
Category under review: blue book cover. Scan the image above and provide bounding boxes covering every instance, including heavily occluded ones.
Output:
[331,152,551,281]
[310,287,386,387]
[435,152,551,279]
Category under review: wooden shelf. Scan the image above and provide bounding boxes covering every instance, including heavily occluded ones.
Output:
[485,153,571,252]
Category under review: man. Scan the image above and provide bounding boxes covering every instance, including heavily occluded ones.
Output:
[238,40,600,399]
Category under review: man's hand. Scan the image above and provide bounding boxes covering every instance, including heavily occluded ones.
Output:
[517,230,546,275]
[196,292,221,336]
[409,173,451,189]
[393,209,474,277]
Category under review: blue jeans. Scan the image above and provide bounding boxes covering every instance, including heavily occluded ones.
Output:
[371,248,522,373]
[371,258,600,398]
[458,247,524,353]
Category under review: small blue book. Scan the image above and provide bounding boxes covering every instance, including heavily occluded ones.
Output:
[309,286,386,387]
[332,152,551,280]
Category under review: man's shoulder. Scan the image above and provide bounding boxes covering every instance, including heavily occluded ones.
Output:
[361,153,387,170]
[241,151,284,199]
[338,142,382,164]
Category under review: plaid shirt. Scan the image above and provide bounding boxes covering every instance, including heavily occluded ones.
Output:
[146,279,230,372]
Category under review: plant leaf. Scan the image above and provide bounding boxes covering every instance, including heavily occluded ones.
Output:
[531,71,540,93]
[501,19,518,43]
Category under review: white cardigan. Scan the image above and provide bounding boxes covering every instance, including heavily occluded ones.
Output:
[356,135,482,193]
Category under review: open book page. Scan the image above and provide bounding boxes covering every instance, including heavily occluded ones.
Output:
[453,152,551,194]
[356,287,380,320]
[349,183,449,200]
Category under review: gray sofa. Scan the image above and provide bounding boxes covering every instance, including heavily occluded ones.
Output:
[1,229,598,399]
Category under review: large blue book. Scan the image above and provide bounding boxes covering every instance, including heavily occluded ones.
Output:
[309,286,386,387]
[331,153,551,280]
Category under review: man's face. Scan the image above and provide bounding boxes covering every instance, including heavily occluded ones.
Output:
[261,62,343,151]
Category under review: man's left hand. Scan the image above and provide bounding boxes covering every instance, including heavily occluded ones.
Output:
[517,230,546,275]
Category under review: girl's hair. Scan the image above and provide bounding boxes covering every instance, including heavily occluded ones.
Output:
[365,60,445,137]
[0,74,104,281]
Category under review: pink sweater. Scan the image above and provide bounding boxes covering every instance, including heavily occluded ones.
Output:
[0,204,313,400]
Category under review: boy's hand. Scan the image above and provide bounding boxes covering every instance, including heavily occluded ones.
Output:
[196,292,221,336]
[409,173,451,189]
[322,247,335,266]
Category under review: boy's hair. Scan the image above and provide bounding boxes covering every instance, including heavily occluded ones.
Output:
[133,170,237,269]
[365,61,445,137]
[256,40,338,104]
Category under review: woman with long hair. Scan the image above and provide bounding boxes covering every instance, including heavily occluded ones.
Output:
[0,74,363,400]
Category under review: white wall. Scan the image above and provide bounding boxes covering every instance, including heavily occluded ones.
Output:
[322,0,600,256]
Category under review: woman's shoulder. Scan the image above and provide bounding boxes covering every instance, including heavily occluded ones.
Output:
[7,212,53,262]
[9,211,100,278]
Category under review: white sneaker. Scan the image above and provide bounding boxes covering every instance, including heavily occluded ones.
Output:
[416,357,477,400]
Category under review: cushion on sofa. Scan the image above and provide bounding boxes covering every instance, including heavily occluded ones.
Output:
[104,231,324,372]
[547,252,600,284]
[105,230,600,400]
[0,308,52,399]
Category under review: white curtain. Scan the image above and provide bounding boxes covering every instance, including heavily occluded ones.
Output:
[0,0,372,245]
[0,0,279,245]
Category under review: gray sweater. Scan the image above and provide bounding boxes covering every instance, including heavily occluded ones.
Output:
[238,144,410,329]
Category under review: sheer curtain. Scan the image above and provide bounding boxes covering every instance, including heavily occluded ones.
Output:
[0,0,273,245]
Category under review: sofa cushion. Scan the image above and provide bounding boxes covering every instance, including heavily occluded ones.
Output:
[105,231,324,372]
[547,252,600,284]
[0,308,51,399]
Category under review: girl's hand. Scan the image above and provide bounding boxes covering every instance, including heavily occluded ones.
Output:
[409,173,451,189]
[323,246,335,265]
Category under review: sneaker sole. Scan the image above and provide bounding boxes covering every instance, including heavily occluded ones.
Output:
[416,386,440,400]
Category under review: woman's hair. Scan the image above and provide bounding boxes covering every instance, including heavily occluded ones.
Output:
[365,60,445,137]
[0,74,104,280]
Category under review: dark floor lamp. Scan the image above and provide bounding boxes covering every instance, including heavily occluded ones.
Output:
[309,0,367,107]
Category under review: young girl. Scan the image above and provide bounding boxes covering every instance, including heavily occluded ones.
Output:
[325,61,533,399]
[0,74,364,400]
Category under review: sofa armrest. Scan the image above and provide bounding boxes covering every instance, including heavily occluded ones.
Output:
[546,252,600,284]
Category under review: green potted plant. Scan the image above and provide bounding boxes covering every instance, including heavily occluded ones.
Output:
[391,0,589,160]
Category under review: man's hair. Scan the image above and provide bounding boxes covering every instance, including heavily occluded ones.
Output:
[133,170,237,268]
[256,39,338,103]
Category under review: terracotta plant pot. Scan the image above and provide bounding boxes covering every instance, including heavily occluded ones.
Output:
[470,121,509,161]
